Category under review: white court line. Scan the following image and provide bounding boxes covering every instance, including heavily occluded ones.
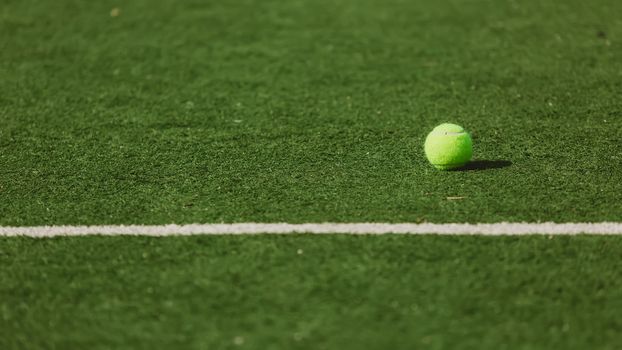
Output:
[1,222,622,237]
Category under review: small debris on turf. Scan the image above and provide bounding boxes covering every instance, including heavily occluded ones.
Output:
[233,336,244,345]
[110,8,121,17]
[446,196,465,201]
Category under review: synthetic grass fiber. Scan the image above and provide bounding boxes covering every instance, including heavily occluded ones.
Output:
[2,0,622,349]
[1,0,621,225]
[2,235,622,350]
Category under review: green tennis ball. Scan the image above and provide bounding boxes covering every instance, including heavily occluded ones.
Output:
[424,123,473,170]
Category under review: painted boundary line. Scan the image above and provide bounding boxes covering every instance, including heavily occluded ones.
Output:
[1,222,622,237]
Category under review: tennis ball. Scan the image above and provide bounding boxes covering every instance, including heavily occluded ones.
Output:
[424,123,472,170]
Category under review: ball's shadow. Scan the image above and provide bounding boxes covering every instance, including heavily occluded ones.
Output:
[454,160,512,171]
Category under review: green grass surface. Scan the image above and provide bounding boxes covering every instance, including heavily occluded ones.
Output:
[2,0,622,348]
[2,236,622,350]
[1,0,622,225]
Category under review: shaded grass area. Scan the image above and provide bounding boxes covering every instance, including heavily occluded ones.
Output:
[1,0,622,225]
[1,235,622,349]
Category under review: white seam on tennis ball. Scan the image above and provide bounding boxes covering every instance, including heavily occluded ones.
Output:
[430,131,466,136]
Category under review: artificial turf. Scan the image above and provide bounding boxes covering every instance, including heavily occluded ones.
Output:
[2,0,622,348]
[2,235,622,350]
[1,0,621,225]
